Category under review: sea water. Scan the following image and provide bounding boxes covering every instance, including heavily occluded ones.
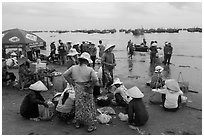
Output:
[36,30,202,93]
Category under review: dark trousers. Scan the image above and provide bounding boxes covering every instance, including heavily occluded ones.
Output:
[150,53,156,64]
[91,56,96,68]
[59,53,66,65]
[164,54,172,65]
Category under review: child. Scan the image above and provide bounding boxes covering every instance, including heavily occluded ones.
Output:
[152,79,185,111]
[126,86,149,126]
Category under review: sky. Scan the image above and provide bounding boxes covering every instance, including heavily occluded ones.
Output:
[2,1,202,31]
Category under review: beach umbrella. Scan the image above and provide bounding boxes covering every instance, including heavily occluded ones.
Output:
[2,28,45,49]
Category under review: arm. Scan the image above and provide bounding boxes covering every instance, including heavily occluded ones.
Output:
[63,67,75,85]
[90,69,99,86]
[152,88,167,94]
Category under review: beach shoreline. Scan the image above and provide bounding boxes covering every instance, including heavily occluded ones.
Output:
[2,53,202,135]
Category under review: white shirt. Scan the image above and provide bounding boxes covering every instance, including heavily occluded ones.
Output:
[114,85,132,103]
[153,88,183,108]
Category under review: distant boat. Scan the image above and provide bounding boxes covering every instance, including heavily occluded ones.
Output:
[131,29,144,36]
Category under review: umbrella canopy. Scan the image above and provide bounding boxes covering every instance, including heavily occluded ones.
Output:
[2,28,45,48]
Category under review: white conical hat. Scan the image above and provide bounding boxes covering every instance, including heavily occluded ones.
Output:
[152,43,157,46]
[126,86,144,98]
[67,48,79,56]
[165,79,181,92]
[78,52,93,64]
[104,44,115,52]
[11,52,17,56]
[112,78,123,86]
[29,81,48,91]
[155,65,164,73]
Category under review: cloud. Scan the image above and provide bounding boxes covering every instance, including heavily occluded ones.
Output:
[2,2,202,30]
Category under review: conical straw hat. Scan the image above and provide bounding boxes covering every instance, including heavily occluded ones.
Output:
[126,86,144,98]
[29,80,48,91]
[67,48,79,56]
[112,78,123,86]
[165,79,181,92]
[104,44,115,52]
[155,65,164,73]
[78,52,92,64]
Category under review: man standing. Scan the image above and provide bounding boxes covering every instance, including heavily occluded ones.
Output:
[98,40,105,58]
[49,41,56,62]
[58,40,67,65]
[101,44,116,89]
[149,41,158,64]
[163,42,173,65]
[89,43,97,69]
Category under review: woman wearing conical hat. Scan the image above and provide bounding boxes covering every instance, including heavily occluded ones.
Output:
[153,79,185,111]
[101,44,116,89]
[126,86,149,126]
[20,81,49,121]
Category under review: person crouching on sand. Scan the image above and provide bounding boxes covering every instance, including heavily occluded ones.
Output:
[152,79,187,112]
[126,86,149,127]
[20,81,49,121]
[55,82,75,124]
[150,65,165,89]
[111,78,132,113]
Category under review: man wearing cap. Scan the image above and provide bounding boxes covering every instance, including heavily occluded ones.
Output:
[126,86,149,126]
[163,42,173,65]
[101,44,116,89]
[20,81,49,121]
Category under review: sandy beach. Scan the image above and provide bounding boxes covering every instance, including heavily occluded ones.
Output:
[2,52,202,135]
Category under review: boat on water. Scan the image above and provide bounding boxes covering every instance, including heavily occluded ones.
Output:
[131,29,144,36]
[134,44,149,52]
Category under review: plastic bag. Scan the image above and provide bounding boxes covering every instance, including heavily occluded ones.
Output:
[96,114,112,124]
[97,107,116,115]
[118,112,128,122]
[40,101,55,121]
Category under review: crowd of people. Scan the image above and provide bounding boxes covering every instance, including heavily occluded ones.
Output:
[2,38,188,133]
[127,39,173,66]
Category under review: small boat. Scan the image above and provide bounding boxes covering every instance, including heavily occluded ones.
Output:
[134,44,149,52]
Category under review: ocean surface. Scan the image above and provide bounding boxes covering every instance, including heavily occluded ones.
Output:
[36,31,202,93]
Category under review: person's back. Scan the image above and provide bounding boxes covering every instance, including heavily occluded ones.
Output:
[68,65,96,83]
[58,43,66,54]
[89,44,97,56]
[128,98,149,126]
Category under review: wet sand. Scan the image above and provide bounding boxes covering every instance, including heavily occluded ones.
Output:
[2,53,202,135]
